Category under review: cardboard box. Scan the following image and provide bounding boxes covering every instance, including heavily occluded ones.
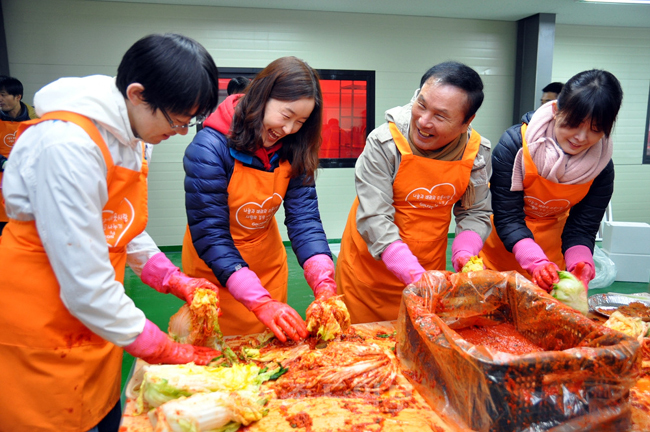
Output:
[602,221,650,255]
[602,249,650,283]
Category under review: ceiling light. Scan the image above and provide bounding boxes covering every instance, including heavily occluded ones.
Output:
[581,0,650,4]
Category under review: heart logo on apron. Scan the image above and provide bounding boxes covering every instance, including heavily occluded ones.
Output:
[236,193,283,230]
[102,197,135,247]
[406,183,457,209]
[3,131,16,147]
[524,196,571,218]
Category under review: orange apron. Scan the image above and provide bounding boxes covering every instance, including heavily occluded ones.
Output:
[336,123,481,324]
[0,111,149,431]
[480,124,593,278]
[0,119,24,223]
[183,158,292,336]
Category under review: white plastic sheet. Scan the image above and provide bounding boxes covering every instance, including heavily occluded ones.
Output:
[589,245,617,290]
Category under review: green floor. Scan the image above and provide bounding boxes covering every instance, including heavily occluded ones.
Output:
[121,243,650,392]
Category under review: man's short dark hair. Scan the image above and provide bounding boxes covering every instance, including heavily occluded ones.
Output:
[420,61,484,123]
[116,33,219,118]
[542,82,564,94]
[227,76,251,95]
[0,76,24,97]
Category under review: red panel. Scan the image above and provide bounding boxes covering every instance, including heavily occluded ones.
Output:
[320,78,367,159]
[214,77,367,160]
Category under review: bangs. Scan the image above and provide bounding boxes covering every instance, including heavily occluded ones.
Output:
[119,34,220,119]
[555,70,623,138]
[157,54,220,117]
[557,87,616,137]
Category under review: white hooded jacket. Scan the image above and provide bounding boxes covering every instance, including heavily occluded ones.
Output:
[2,75,159,346]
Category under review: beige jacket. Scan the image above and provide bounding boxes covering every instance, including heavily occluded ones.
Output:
[355,90,493,259]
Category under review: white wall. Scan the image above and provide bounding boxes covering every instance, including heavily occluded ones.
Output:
[4,1,649,246]
[553,25,650,223]
[3,0,517,245]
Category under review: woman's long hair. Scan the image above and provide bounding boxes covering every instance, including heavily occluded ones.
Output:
[229,56,323,182]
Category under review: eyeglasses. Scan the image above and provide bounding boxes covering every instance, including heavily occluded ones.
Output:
[160,108,205,129]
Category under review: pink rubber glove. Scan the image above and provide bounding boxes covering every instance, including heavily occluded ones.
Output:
[141,252,220,305]
[512,238,559,292]
[226,267,308,342]
[565,245,595,292]
[451,230,484,272]
[303,254,337,300]
[250,299,308,343]
[225,267,274,310]
[381,240,426,285]
[124,319,221,365]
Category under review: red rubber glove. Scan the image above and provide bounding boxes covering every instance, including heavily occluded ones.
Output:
[167,274,220,306]
[532,262,560,292]
[454,256,471,272]
[226,267,307,342]
[250,299,308,343]
[565,245,595,293]
[570,262,594,294]
[512,238,559,292]
[141,252,219,305]
[124,319,221,365]
[381,240,426,285]
[303,254,337,300]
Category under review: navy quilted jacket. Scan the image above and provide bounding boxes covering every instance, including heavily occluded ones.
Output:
[491,111,614,254]
[183,126,331,287]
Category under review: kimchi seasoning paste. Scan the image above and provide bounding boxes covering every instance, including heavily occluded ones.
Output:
[456,323,544,355]
[286,412,313,430]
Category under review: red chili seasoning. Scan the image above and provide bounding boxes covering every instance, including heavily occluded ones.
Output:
[456,323,544,355]
[286,412,313,430]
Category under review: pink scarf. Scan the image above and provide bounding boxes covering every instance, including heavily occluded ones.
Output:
[510,102,612,191]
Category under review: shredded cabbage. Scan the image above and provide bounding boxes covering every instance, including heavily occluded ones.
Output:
[168,288,238,364]
[604,311,649,341]
[461,256,484,273]
[273,341,397,395]
[305,295,351,341]
[243,343,310,365]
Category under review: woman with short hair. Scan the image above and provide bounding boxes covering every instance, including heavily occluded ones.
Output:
[0,33,222,432]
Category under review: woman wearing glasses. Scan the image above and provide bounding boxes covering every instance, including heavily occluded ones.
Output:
[0,33,221,432]
[182,56,336,342]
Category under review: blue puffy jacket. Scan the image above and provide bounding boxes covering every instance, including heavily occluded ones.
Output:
[491,112,614,254]
[183,126,331,287]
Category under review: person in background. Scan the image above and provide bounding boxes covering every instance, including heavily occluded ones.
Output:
[0,33,222,432]
[227,76,251,95]
[480,70,623,292]
[0,75,38,235]
[540,82,564,107]
[321,117,343,158]
[196,77,251,134]
[335,61,492,324]
[183,56,336,342]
